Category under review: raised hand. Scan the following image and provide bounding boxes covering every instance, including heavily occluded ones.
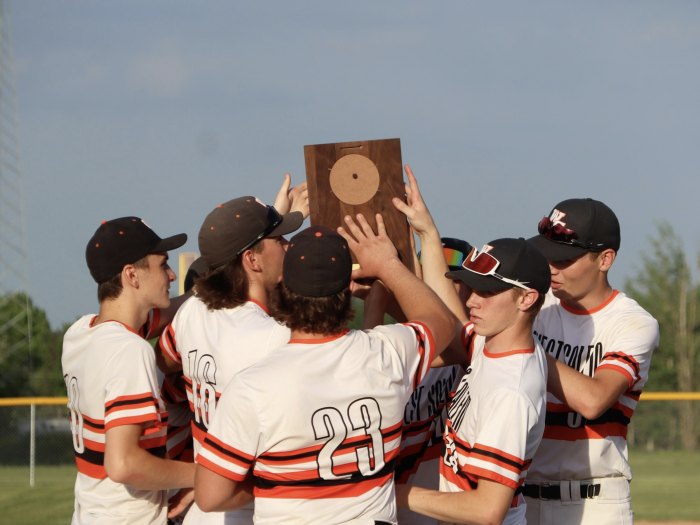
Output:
[337,213,400,281]
[273,173,309,219]
[392,164,438,239]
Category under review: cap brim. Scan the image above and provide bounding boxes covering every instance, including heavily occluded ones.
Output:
[527,235,587,263]
[268,211,304,238]
[445,269,513,293]
[154,233,188,252]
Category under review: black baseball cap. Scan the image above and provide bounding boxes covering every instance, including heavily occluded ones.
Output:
[283,225,352,297]
[446,237,550,295]
[85,217,187,284]
[198,196,304,270]
[528,198,620,262]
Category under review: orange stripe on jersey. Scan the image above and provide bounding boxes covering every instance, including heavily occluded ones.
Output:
[254,471,393,499]
[75,456,107,479]
[83,437,105,452]
[470,442,526,475]
[105,393,157,415]
[104,413,160,430]
[257,420,402,462]
[596,363,634,386]
[158,324,181,364]
[82,415,105,433]
[441,461,476,491]
[543,421,628,440]
[255,467,320,483]
[625,390,641,401]
[192,424,207,449]
[202,433,255,468]
[403,321,434,389]
[289,330,349,344]
[140,435,167,450]
[256,441,323,460]
[465,464,519,490]
[197,454,247,482]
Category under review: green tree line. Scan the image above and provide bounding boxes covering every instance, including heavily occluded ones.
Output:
[625,222,699,451]
[1,222,698,449]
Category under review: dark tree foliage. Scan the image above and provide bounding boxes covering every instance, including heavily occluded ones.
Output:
[0,292,69,397]
[625,222,699,450]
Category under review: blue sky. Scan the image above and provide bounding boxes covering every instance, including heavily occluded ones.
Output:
[5,0,700,328]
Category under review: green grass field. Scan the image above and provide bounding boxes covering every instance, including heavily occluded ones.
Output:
[629,449,700,521]
[0,450,698,524]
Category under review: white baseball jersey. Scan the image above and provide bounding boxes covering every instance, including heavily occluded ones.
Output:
[197,322,435,525]
[157,296,291,524]
[396,365,464,525]
[62,313,168,525]
[160,373,194,462]
[440,324,547,525]
[529,290,659,481]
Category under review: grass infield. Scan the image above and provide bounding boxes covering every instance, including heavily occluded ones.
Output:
[0,450,698,524]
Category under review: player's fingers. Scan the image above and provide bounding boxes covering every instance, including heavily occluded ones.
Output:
[404,164,426,205]
[392,196,413,218]
[337,223,359,246]
[280,172,292,193]
[354,213,377,238]
[375,213,388,238]
[273,173,292,212]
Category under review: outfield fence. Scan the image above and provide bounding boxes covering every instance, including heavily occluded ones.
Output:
[1,394,699,487]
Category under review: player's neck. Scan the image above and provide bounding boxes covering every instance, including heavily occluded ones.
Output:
[561,282,614,313]
[247,281,269,309]
[484,319,535,354]
[95,297,147,332]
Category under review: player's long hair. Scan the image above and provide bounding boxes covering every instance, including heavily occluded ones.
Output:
[270,282,354,334]
[195,256,250,310]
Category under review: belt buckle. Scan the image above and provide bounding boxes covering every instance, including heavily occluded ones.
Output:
[540,482,551,500]
[586,483,599,499]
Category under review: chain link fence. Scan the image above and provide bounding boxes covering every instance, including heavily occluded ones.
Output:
[0,395,698,487]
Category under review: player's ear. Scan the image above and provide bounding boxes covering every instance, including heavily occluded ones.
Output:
[241,249,263,273]
[122,264,139,289]
[598,248,616,272]
[517,289,538,311]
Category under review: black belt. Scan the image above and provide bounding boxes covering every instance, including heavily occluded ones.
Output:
[523,482,601,500]
[375,522,392,525]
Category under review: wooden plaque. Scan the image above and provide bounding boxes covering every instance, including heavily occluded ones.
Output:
[304,138,414,272]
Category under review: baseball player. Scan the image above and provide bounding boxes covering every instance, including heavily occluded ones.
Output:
[392,167,549,524]
[62,217,195,525]
[156,193,306,524]
[393,238,472,525]
[162,258,210,465]
[524,198,660,524]
[194,216,457,524]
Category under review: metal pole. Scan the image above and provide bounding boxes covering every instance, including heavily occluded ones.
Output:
[29,402,35,487]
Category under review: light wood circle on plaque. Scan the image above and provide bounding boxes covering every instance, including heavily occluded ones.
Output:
[329,154,380,205]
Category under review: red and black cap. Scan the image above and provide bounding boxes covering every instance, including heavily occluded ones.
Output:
[446,237,550,295]
[528,198,620,262]
[283,225,352,297]
[198,196,304,270]
[85,217,187,284]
